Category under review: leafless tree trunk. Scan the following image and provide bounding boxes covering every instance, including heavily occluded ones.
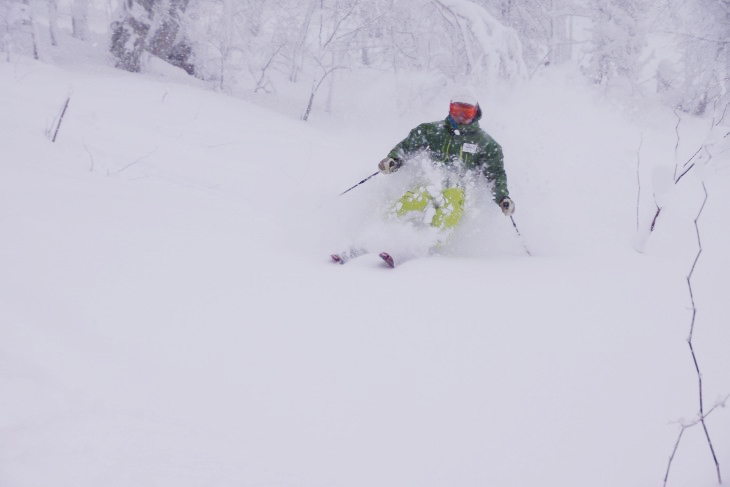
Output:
[289,0,317,83]
[47,0,58,46]
[301,65,342,121]
[548,0,571,65]
[72,0,90,40]
[23,0,38,59]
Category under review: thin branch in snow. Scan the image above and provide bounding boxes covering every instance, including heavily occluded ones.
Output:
[686,181,708,344]
[715,102,729,127]
[664,182,725,487]
[674,146,703,184]
[50,96,71,143]
[674,163,695,184]
[636,131,643,231]
[682,147,703,169]
[664,427,685,487]
[678,395,730,429]
[112,148,157,175]
[649,110,682,233]
[206,141,238,149]
[83,141,95,172]
[673,110,681,180]
[649,205,661,232]
[649,125,706,233]
[664,393,729,487]
[688,184,722,485]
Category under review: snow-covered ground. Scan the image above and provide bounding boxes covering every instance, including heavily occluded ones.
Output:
[1,46,729,487]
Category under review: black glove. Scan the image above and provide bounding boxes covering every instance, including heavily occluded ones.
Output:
[499,197,515,216]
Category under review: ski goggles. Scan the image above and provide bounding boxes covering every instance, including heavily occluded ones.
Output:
[449,102,478,123]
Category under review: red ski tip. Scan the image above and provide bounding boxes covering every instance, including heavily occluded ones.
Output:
[379,252,395,268]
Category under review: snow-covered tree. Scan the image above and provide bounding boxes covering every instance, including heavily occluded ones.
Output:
[433,0,527,84]
[183,0,292,92]
[108,0,527,119]
[0,0,37,59]
[71,0,90,40]
[110,0,194,74]
[584,0,647,86]
[110,0,155,72]
[477,0,576,71]
[300,0,365,119]
[659,0,730,118]
[47,0,58,45]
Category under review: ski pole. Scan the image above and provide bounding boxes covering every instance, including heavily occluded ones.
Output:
[339,171,379,196]
[510,216,532,256]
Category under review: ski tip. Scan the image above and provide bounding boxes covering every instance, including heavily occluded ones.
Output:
[379,252,395,268]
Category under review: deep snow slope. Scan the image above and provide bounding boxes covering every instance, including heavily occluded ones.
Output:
[1,56,728,487]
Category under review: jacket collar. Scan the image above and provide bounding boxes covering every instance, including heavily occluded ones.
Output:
[445,115,480,136]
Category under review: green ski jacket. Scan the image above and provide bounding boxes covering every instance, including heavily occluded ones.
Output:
[387,115,509,203]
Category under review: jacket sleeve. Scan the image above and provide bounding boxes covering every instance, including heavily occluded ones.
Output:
[481,141,509,203]
[387,124,430,163]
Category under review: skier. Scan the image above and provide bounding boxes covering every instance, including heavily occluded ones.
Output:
[333,92,515,267]
[378,92,514,228]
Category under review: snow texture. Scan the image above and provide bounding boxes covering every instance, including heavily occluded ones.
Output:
[1,40,729,487]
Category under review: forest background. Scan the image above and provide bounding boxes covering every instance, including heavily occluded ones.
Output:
[2,0,729,124]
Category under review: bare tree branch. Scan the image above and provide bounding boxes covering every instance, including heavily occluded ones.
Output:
[83,141,95,172]
[649,118,707,233]
[112,148,158,175]
[664,394,729,487]
[664,427,685,487]
[673,110,681,181]
[51,96,71,143]
[664,182,724,486]
[636,132,643,230]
